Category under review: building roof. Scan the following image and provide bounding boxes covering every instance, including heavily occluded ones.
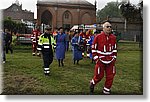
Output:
[37,0,94,6]
[4,3,33,13]
[4,3,22,11]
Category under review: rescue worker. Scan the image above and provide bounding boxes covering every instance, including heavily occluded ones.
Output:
[31,27,41,56]
[79,30,86,57]
[85,30,92,58]
[53,27,58,38]
[87,31,97,63]
[90,21,117,95]
[37,27,56,76]
[71,32,83,64]
[55,27,67,67]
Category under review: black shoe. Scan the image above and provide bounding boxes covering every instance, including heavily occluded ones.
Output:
[32,53,36,56]
[58,60,61,67]
[44,73,50,76]
[90,82,94,95]
[102,88,111,95]
[61,63,64,67]
[77,60,79,65]
[61,59,64,67]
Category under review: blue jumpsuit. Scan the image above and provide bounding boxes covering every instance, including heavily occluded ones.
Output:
[71,36,83,64]
[55,33,67,66]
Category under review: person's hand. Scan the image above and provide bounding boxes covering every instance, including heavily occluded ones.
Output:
[96,60,100,64]
[76,43,79,45]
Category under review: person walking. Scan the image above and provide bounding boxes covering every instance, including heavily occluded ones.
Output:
[89,21,117,95]
[87,31,97,63]
[5,29,13,54]
[31,27,41,56]
[37,27,56,76]
[71,32,83,64]
[2,31,6,63]
[65,29,70,51]
[55,27,67,67]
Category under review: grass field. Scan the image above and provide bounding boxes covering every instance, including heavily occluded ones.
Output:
[2,42,143,95]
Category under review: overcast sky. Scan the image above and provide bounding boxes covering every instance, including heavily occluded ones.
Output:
[0,0,140,19]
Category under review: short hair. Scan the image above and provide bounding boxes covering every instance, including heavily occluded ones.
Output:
[102,20,112,28]
[65,28,69,32]
[5,28,10,32]
[58,27,63,30]
[73,32,78,36]
[45,27,52,31]
[102,20,111,24]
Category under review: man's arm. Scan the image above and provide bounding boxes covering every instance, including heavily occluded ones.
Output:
[92,35,99,63]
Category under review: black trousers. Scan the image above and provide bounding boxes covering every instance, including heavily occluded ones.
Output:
[42,51,53,68]
[2,46,6,61]
[6,43,13,54]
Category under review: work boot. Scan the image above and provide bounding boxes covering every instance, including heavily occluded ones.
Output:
[102,87,111,95]
[90,81,94,95]
[32,53,35,56]
[44,73,50,76]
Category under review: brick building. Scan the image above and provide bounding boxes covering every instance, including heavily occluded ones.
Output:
[3,1,34,23]
[37,0,96,30]
[107,17,143,41]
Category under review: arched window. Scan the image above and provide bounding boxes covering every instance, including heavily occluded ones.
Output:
[41,10,52,25]
[63,10,72,29]
[64,12,69,19]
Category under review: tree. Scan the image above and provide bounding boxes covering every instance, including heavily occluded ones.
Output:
[3,17,26,34]
[96,1,122,22]
[119,2,142,22]
[3,17,15,32]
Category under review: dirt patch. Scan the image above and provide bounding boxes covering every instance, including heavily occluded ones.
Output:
[2,74,42,95]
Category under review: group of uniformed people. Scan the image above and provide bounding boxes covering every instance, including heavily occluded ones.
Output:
[1,20,117,94]
[31,21,117,95]
[32,26,97,76]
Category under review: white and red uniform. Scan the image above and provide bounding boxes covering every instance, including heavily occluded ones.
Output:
[91,31,117,94]
[31,29,41,55]
[85,32,91,57]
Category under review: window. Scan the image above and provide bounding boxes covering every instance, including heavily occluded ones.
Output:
[64,12,69,19]
[12,6,19,11]
[63,24,70,29]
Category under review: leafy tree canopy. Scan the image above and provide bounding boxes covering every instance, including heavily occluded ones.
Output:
[96,1,122,22]
[119,2,142,22]
[3,17,26,34]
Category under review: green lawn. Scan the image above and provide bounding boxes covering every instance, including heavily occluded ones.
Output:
[2,42,143,95]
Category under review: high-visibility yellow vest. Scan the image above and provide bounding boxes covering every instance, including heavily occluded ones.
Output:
[37,33,56,51]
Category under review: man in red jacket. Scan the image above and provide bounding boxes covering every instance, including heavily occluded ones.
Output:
[90,21,117,95]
